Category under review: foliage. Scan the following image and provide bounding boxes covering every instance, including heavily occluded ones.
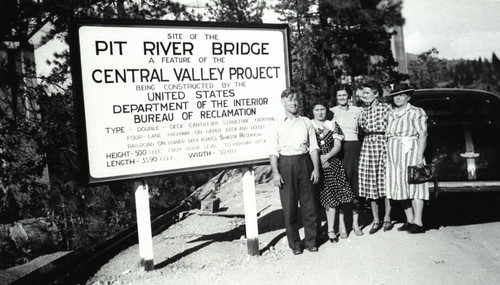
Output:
[205,0,266,23]
[273,0,407,115]
[408,50,500,94]
[407,48,447,88]
[0,0,204,263]
[0,54,49,223]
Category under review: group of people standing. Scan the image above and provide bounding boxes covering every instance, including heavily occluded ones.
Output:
[270,80,429,255]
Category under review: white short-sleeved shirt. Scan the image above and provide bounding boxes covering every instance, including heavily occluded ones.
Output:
[330,105,362,141]
[269,115,319,157]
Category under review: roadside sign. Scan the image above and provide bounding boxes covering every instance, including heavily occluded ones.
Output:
[69,19,290,184]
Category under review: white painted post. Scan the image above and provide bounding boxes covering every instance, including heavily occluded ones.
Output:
[134,181,154,271]
[242,166,259,256]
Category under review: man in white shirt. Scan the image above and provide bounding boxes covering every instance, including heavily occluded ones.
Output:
[269,86,321,255]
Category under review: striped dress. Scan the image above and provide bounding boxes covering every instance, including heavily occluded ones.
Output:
[358,102,392,199]
[386,103,429,200]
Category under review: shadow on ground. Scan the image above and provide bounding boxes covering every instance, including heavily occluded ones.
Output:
[155,224,246,270]
[155,209,288,269]
[156,193,500,268]
[347,193,500,231]
[424,192,500,229]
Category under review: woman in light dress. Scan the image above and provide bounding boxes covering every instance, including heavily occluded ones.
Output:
[385,83,429,234]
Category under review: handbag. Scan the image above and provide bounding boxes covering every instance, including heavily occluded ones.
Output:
[407,164,435,184]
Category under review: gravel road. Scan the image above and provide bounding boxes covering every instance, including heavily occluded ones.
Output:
[85,182,500,285]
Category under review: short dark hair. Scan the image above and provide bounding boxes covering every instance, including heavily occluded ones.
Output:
[281,86,301,98]
[336,84,352,98]
[310,99,329,112]
[362,80,383,97]
[336,84,352,96]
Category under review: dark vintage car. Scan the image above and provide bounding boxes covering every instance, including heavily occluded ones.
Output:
[409,88,500,195]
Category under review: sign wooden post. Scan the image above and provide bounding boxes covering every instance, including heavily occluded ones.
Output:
[134,181,154,271]
[242,166,259,256]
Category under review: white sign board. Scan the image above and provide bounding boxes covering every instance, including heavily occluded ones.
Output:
[70,20,290,183]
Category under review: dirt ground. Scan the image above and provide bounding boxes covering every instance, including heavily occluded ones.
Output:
[84,169,500,285]
[3,167,500,285]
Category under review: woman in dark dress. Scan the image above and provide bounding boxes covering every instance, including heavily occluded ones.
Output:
[312,102,354,242]
[331,86,364,236]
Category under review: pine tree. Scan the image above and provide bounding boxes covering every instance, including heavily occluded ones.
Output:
[492,52,500,74]
[205,0,266,23]
[408,48,446,88]
[0,0,200,264]
[273,0,406,113]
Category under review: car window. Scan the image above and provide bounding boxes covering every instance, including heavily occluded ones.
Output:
[413,98,452,116]
[455,98,489,113]
[454,98,490,116]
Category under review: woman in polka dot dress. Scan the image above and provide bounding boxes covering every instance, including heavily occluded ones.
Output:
[311,101,354,242]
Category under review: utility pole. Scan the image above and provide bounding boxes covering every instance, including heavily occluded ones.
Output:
[390,0,408,75]
[392,25,408,74]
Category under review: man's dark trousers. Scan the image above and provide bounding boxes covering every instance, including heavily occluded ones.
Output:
[278,154,318,250]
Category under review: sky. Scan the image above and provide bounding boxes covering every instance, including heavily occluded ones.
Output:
[402,0,500,60]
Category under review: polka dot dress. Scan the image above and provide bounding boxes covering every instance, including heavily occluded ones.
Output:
[315,122,354,208]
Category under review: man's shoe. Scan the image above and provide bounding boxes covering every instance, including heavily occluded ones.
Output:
[292,248,303,255]
[407,224,425,234]
[306,246,318,252]
[397,222,411,231]
[369,222,382,234]
[383,221,394,232]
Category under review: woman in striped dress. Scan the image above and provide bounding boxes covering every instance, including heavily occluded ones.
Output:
[358,80,393,234]
[386,83,429,234]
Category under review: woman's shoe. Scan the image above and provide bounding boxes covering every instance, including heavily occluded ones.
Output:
[329,237,339,243]
[328,231,338,243]
[397,222,411,231]
[339,231,348,239]
[353,227,364,236]
[407,224,425,234]
[383,221,394,232]
[369,222,382,234]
